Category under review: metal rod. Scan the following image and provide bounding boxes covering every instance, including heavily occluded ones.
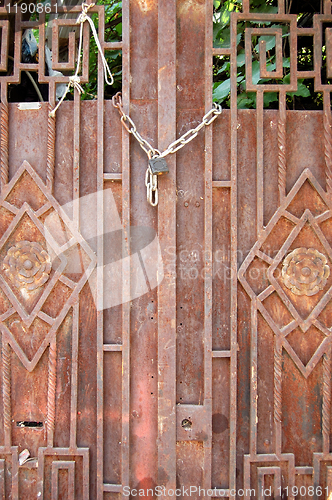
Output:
[203,0,214,487]
[2,341,11,449]
[121,0,131,494]
[157,0,177,493]
[229,11,238,497]
[278,91,287,203]
[256,90,264,234]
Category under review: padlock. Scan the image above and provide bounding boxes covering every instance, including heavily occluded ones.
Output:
[148,157,169,175]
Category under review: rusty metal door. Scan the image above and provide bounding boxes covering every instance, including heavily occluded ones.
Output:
[0,0,332,498]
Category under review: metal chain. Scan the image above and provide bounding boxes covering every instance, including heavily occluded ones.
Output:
[145,156,158,206]
[112,92,222,205]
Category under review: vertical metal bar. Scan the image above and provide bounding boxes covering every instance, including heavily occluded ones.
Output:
[278,0,285,14]
[323,91,332,195]
[322,349,331,455]
[47,339,57,447]
[96,8,105,498]
[256,90,264,234]
[2,341,11,449]
[42,6,56,193]
[324,0,332,14]
[68,463,75,497]
[121,0,130,493]
[274,339,282,456]
[243,0,250,13]
[230,11,238,497]
[46,109,56,192]
[278,91,287,203]
[51,463,58,500]
[203,0,213,488]
[70,303,79,450]
[70,14,82,452]
[325,29,332,79]
[157,0,177,494]
[0,84,9,190]
[0,459,5,498]
[73,89,81,228]
[250,302,258,456]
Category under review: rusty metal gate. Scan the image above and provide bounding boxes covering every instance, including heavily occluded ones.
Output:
[0,0,332,498]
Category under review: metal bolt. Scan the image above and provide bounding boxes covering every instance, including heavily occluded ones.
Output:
[195,201,200,207]
[184,202,189,207]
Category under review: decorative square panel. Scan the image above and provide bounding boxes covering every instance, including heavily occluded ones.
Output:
[244,454,295,500]
[0,447,19,500]
[313,453,332,494]
[240,14,298,93]
[37,447,89,500]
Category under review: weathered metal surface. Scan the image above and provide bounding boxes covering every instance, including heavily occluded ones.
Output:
[0,0,331,499]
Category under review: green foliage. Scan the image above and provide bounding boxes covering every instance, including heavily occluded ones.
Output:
[31,0,325,106]
[31,0,122,100]
[83,0,122,99]
[212,0,319,109]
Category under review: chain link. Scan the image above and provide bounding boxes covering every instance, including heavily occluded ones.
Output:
[145,165,158,206]
[159,106,222,157]
[112,92,222,205]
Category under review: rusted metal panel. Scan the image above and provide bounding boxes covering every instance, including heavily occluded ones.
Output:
[157,0,177,495]
[128,1,158,497]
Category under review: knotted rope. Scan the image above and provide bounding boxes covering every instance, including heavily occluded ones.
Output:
[49,2,114,117]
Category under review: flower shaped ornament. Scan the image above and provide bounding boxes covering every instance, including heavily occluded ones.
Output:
[3,241,52,291]
[282,247,330,297]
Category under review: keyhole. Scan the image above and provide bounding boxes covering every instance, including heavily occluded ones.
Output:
[181,418,192,430]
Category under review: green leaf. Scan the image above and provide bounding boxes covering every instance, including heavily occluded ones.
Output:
[237,51,246,67]
[289,82,311,97]
[258,4,278,13]
[213,79,231,101]
[266,61,276,72]
[251,60,262,85]
[217,61,231,74]
[213,75,243,102]
[263,92,278,106]
[283,57,290,68]
[283,74,311,97]
[115,22,122,36]
[237,92,255,109]
[255,35,277,53]
[214,27,241,49]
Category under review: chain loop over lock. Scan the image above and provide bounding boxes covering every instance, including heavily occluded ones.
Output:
[112,92,222,206]
[145,154,158,206]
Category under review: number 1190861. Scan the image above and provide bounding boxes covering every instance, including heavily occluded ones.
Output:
[6,3,58,13]
[280,486,330,496]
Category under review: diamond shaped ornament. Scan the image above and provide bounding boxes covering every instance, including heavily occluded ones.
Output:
[238,169,332,375]
[0,161,96,371]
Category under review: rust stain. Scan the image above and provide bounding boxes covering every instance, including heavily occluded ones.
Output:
[137,0,154,14]
[178,0,205,16]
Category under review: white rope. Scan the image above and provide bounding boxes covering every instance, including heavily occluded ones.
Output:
[49,2,114,118]
[77,3,114,86]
